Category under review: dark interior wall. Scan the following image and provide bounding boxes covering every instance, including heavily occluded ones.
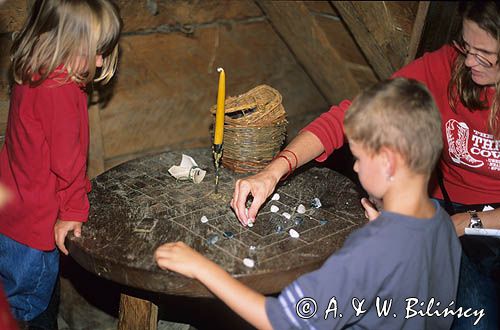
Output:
[0,1,27,149]
[416,1,461,57]
[0,0,382,178]
[94,1,339,173]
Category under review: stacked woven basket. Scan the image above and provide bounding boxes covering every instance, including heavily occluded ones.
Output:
[210,85,288,173]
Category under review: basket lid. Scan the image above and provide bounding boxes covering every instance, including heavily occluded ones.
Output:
[209,84,285,126]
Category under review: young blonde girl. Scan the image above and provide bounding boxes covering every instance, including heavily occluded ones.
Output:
[0,0,121,328]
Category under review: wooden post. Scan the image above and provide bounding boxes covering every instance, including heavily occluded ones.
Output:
[405,1,430,65]
[118,293,158,330]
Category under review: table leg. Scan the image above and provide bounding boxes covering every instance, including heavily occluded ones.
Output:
[118,293,158,330]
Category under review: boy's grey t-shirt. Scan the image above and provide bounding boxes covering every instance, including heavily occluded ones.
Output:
[266,201,462,329]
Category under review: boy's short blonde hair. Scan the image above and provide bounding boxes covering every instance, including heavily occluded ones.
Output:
[344,78,443,175]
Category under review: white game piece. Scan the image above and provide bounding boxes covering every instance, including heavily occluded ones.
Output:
[270,205,279,213]
[289,229,300,238]
[311,197,322,208]
[247,221,254,227]
[200,216,208,223]
[296,204,306,214]
[282,212,291,219]
[243,258,255,268]
[271,193,280,201]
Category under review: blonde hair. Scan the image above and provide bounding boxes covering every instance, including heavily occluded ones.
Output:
[448,1,500,138]
[344,78,443,175]
[11,0,122,86]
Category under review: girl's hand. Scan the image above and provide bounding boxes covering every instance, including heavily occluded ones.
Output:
[231,170,280,226]
[451,212,469,237]
[54,220,82,255]
[0,183,11,209]
[155,242,210,279]
[361,197,380,221]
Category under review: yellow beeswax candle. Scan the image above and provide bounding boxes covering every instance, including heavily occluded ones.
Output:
[214,67,225,145]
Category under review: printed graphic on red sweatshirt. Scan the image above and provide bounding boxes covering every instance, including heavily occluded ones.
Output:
[446,119,500,171]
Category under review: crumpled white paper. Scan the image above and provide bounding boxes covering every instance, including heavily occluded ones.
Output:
[168,154,206,184]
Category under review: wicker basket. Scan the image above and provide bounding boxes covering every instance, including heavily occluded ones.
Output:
[210,85,288,173]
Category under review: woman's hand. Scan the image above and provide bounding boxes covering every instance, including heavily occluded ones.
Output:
[231,169,281,226]
[155,242,211,279]
[54,220,82,255]
[230,131,325,226]
[451,208,500,237]
[451,212,470,237]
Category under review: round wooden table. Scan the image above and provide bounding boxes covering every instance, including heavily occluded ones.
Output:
[67,148,365,329]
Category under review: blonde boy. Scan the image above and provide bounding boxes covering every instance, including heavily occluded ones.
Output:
[155,78,462,329]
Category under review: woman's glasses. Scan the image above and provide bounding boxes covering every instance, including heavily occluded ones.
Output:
[452,40,497,68]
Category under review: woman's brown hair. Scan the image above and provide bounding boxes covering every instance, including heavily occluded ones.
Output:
[448,1,500,138]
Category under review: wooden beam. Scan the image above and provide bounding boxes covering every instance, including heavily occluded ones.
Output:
[405,1,430,64]
[332,1,415,79]
[256,0,360,103]
[415,1,461,58]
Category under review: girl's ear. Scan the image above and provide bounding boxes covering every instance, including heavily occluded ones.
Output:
[379,146,397,180]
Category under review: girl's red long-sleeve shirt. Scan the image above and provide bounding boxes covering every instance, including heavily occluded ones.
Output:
[304,45,500,205]
[0,75,90,251]
[0,283,17,330]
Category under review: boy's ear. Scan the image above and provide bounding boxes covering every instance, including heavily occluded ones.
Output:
[379,146,397,178]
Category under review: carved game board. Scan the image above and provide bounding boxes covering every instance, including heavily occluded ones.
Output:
[67,148,366,297]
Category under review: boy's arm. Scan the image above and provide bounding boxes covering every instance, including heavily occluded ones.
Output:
[155,242,273,330]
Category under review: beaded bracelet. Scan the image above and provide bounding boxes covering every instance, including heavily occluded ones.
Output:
[281,149,298,172]
[275,155,293,181]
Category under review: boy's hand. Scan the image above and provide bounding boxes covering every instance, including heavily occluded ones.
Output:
[155,242,210,279]
[361,197,380,221]
[54,220,82,255]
